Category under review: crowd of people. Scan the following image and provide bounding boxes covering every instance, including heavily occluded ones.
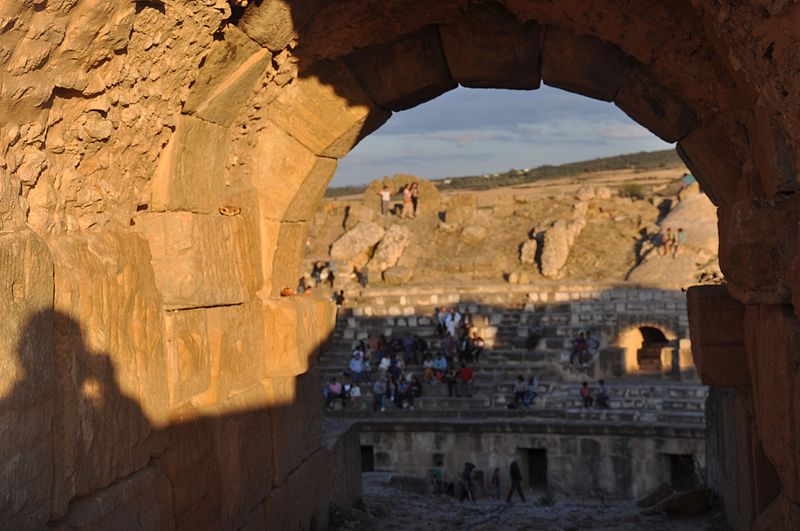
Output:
[323,306,487,412]
[322,308,616,412]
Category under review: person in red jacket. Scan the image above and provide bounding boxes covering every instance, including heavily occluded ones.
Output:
[457,362,474,398]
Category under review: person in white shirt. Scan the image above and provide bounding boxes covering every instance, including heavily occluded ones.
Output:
[378,185,391,216]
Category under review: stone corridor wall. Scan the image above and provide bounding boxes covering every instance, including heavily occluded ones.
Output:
[2,0,800,528]
[361,423,705,500]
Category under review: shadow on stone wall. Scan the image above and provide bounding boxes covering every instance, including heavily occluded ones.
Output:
[2,309,359,531]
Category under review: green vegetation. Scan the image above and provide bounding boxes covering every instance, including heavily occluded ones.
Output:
[619,182,645,199]
[325,149,683,197]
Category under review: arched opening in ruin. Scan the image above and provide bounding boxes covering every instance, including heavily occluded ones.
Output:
[5,1,799,528]
[637,326,671,372]
[616,323,677,375]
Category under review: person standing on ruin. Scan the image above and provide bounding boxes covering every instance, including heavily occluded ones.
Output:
[664,228,675,256]
[596,380,611,408]
[378,185,392,216]
[491,468,502,500]
[401,184,413,218]
[523,375,538,407]
[512,374,526,407]
[470,331,485,364]
[459,462,476,502]
[674,227,687,258]
[372,377,387,412]
[410,181,420,217]
[507,460,526,503]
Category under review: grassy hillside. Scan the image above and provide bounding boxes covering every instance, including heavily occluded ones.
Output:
[325,149,683,198]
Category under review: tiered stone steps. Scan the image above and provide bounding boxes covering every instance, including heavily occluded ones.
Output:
[320,284,703,428]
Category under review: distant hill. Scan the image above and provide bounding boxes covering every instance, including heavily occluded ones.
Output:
[325,149,683,198]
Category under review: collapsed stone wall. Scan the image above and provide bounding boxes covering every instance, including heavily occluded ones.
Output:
[2,0,800,528]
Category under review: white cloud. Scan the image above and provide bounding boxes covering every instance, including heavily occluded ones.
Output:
[334,87,672,186]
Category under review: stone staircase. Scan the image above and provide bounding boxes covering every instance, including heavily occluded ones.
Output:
[319,284,705,428]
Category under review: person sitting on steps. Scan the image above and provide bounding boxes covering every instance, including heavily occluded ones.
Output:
[523,375,538,407]
[422,354,435,384]
[580,381,594,408]
[512,374,526,408]
[596,379,611,408]
[570,332,588,366]
[457,362,474,398]
[433,352,447,382]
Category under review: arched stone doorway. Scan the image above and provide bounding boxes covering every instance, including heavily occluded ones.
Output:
[616,323,677,374]
[3,1,800,529]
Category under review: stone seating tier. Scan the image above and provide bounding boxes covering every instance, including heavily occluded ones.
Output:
[319,369,707,426]
[324,405,706,426]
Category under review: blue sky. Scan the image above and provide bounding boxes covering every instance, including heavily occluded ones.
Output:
[333,85,673,186]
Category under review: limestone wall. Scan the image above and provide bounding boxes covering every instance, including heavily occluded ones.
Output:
[2,0,800,528]
[361,422,705,500]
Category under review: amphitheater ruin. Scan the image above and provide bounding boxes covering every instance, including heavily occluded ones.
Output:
[2,0,800,529]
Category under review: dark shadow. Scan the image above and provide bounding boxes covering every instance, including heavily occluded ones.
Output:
[655,199,673,224]
[3,309,357,530]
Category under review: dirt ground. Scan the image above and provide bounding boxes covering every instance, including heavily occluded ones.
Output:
[335,472,730,531]
[305,163,719,289]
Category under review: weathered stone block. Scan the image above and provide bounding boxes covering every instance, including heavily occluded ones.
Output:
[265,59,390,158]
[159,403,224,530]
[58,466,175,531]
[346,25,456,110]
[615,69,697,143]
[0,230,54,530]
[136,212,259,309]
[49,231,168,514]
[541,28,629,101]
[705,387,781,529]
[718,195,799,304]
[214,384,276,529]
[368,224,410,273]
[744,304,800,504]
[263,368,324,485]
[677,126,746,207]
[440,3,541,89]
[251,120,338,222]
[261,295,331,377]
[271,221,309,295]
[751,107,798,198]
[686,285,749,391]
[184,25,270,126]
[163,308,212,406]
[754,491,800,531]
[151,115,229,213]
[330,221,385,270]
[163,302,266,406]
[238,0,322,51]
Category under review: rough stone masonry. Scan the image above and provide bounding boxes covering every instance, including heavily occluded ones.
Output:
[2,0,800,529]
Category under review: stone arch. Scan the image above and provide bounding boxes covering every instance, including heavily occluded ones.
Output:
[4,0,800,528]
[614,322,678,374]
[160,0,765,311]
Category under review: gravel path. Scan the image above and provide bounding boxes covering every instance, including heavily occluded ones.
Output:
[352,473,730,531]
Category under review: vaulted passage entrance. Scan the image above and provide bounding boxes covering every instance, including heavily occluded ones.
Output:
[3,1,800,529]
[637,326,671,373]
